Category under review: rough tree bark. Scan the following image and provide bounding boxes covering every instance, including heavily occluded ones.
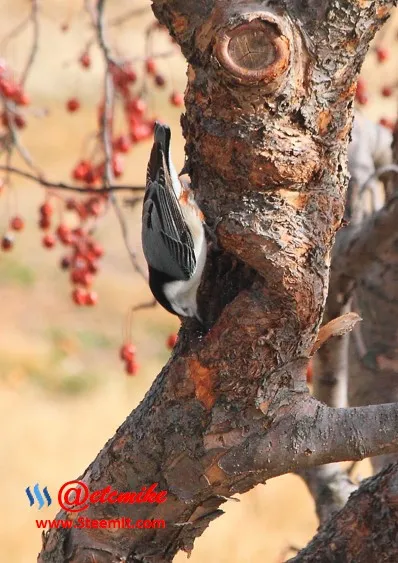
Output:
[291,462,398,562]
[39,2,398,562]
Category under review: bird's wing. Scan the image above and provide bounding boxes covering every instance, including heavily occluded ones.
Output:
[142,176,196,281]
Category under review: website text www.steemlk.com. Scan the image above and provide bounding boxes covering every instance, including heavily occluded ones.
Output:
[36,517,166,530]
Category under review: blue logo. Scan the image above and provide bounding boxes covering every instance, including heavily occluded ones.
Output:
[26,484,52,509]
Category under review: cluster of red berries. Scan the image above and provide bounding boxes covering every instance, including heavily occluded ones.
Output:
[37,199,105,306]
[0,60,30,130]
[119,343,139,375]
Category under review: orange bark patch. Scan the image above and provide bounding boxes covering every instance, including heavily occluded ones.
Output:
[279,189,309,210]
[318,109,332,135]
[204,456,228,485]
[377,5,390,18]
[188,358,215,409]
[339,81,357,101]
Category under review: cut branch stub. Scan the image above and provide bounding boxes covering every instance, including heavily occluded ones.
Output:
[215,19,290,86]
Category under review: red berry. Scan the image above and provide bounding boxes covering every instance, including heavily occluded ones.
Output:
[66,198,76,210]
[125,359,139,376]
[42,234,56,249]
[72,161,87,181]
[72,287,86,306]
[72,227,84,239]
[13,87,30,106]
[166,333,178,349]
[0,80,16,98]
[170,91,184,107]
[356,77,366,93]
[79,52,91,69]
[60,256,71,270]
[154,74,166,87]
[56,224,73,245]
[10,215,24,231]
[70,269,82,284]
[80,271,93,287]
[356,91,368,105]
[112,154,124,177]
[89,242,104,258]
[86,198,102,217]
[119,343,136,362]
[56,224,69,238]
[130,122,152,142]
[85,290,98,306]
[83,168,96,185]
[113,134,131,153]
[128,98,147,116]
[145,58,156,75]
[14,114,26,129]
[1,234,14,251]
[376,46,389,63]
[66,97,80,112]
[381,86,393,97]
[39,216,51,230]
[123,64,137,83]
[40,202,53,216]
[379,117,396,130]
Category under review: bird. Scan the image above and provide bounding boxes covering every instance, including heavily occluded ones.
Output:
[141,122,207,321]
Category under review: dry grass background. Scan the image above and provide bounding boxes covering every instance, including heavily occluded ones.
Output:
[0,2,397,562]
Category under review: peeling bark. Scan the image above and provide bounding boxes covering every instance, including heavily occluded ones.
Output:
[39,2,398,562]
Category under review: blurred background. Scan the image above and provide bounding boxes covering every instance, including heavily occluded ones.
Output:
[0,1,397,562]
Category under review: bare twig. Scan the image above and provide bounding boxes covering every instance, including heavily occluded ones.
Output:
[0,165,145,194]
[20,0,40,85]
[0,15,30,50]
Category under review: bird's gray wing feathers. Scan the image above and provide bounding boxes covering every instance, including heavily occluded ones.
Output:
[142,179,196,280]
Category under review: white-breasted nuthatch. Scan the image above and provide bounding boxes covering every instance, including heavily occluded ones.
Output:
[142,122,207,320]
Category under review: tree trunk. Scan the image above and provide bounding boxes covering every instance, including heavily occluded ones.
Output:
[39,2,398,562]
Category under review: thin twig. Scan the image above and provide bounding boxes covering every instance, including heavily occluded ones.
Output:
[0,15,30,50]
[0,165,145,193]
[20,0,40,85]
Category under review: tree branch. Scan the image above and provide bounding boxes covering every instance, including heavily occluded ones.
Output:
[291,463,398,562]
[0,165,145,194]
